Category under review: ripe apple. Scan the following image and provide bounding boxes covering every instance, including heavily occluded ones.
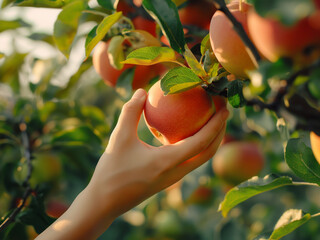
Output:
[310,131,320,164]
[132,15,157,37]
[144,80,218,144]
[178,0,217,30]
[186,185,213,205]
[46,199,69,218]
[92,41,166,89]
[247,7,320,63]
[209,1,256,78]
[212,141,265,185]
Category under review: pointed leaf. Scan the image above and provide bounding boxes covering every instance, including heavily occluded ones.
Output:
[142,0,185,53]
[108,35,125,69]
[122,46,176,65]
[285,138,320,185]
[85,11,122,59]
[219,174,293,217]
[161,67,202,95]
[183,45,207,78]
[13,0,73,8]
[269,209,311,240]
[54,0,88,58]
[227,79,247,108]
[200,34,211,56]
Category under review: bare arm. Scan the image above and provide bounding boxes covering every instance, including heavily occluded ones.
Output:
[36,88,229,240]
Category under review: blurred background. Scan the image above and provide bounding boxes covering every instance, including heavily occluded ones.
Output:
[1,0,320,239]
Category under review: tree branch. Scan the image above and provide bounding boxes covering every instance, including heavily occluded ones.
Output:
[0,122,33,232]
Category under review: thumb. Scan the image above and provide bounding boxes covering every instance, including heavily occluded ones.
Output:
[116,88,147,134]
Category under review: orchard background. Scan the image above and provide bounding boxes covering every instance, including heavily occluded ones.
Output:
[1,0,320,239]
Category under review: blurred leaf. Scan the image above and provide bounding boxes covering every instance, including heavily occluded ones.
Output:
[0,52,4,59]
[1,222,28,240]
[97,0,119,10]
[308,68,320,99]
[251,0,315,25]
[55,59,92,98]
[51,126,102,152]
[160,67,202,95]
[227,80,246,108]
[85,11,122,59]
[219,174,293,217]
[122,46,177,65]
[18,194,55,234]
[183,45,207,78]
[269,209,311,240]
[28,33,55,46]
[14,0,73,8]
[123,29,162,47]
[54,0,88,58]
[108,35,125,69]
[142,0,185,54]
[285,138,320,185]
[245,107,276,135]
[115,67,135,100]
[0,19,31,32]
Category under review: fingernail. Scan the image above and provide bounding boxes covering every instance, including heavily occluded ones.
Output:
[132,88,146,101]
[221,109,229,120]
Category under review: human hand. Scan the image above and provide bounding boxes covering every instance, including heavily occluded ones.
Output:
[87,88,229,219]
[36,88,229,240]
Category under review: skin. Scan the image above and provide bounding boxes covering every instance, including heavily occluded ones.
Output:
[310,131,320,164]
[209,2,255,78]
[248,8,320,63]
[212,141,265,186]
[36,88,229,240]
[144,81,216,144]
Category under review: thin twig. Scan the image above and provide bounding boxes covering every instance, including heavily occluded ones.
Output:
[0,122,33,232]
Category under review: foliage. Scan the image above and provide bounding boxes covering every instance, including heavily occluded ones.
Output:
[1,0,320,239]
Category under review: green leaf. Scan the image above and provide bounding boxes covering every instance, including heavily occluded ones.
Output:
[52,126,102,148]
[251,0,315,25]
[269,209,311,240]
[116,67,135,100]
[12,0,73,8]
[200,34,211,56]
[227,80,247,108]
[219,174,293,217]
[97,0,119,10]
[285,138,320,185]
[183,45,207,78]
[0,53,4,59]
[160,67,202,95]
[107,35,126,69]
[54,0,88,58]
[122,46,176,65]
[0,19,31,32]
[142,0,185,54]
[308,68,320,99]
[85,11,122,59]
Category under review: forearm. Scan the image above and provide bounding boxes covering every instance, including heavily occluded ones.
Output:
[36,186,115,240]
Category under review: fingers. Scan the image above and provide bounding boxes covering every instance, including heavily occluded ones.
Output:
[113,89,147,137]
[162,108,229,165]
[176,122,227,176]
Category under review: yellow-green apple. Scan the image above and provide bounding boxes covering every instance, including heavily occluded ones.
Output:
[212,141,265,185]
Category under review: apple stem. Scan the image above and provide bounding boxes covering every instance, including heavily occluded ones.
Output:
[0,122,34,232]
[212,0,261,67]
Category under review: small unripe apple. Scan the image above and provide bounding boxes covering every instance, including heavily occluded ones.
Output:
[310,131,320,164]
[212,141,265,185]
[144,81,216,144]
[209,1,256,78]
